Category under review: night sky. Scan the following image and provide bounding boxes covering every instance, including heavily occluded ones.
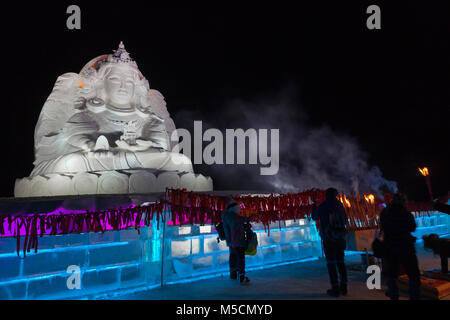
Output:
[1,2,448,201]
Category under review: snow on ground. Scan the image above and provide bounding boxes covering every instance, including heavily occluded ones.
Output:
[113,240,449,300]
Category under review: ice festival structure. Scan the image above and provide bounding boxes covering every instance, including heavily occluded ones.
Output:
[1,43,448,300]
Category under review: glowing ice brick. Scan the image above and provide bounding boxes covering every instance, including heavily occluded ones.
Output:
[203,236,221,254]
[22,249,87,276]
[191,238,200,255]
[89,232,116,244]
[246,251,264,266]
[285,228,305,243]
[258,231,281,247]
[298,242,313,258]
[120,264,144,285]
[200,225,212,233]
[142,261,162,285]
[170,239,191,257]
[172,258,194,277]
[84,268,120,289]
[261,246,282,264]
[0,282,26,300]
[0,257,22,280]
[0,238,16,254]
[217,240,228,251]
[304,227,311,241]
[192,256,214,270]
[178,226,191,235]
[280,243,299,260]
[217,253,229,266]
[119,229,144,242]
[88,242,140,267]
[311,241,322,257]
[39,233,89,250]
[284,220,294,227]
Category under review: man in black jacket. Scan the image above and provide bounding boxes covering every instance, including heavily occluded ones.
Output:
[312,188,348,297]
[380,193,421,300]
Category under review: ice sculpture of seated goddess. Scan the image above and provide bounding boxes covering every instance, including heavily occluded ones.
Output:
[31,42,193,177]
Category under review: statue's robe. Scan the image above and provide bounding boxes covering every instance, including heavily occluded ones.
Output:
[31,106,193,176]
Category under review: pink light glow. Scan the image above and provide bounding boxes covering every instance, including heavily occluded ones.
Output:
[0,204,150,238]
[0,204,214,238]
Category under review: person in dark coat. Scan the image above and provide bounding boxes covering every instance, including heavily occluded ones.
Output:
[222,197,250,284]
[312,187,348,297]
[380,193,421,300]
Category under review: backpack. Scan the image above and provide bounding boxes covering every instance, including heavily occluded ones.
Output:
[325,209,348,240]
[244,222,258,255]
[215,222,226,243]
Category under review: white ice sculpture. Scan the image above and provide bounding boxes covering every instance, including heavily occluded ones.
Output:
[15,42,213,197]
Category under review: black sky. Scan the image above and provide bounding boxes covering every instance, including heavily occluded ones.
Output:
[1,2,448,201]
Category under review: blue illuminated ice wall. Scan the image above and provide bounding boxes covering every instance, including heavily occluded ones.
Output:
[0,211,448,299]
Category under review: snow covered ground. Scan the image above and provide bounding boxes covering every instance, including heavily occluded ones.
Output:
[111,237,450,300]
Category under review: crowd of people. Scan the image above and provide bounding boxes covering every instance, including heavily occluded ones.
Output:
[220,188,449,299]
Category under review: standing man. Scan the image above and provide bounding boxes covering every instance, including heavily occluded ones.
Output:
[380,193,421,300]
[222,197,250,285]
[312,188,348,297]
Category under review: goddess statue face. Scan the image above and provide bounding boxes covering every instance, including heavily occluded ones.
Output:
[104,65,137,106]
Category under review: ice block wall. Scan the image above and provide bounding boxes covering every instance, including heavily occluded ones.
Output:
[0,216,322,299]
[162,218,322,285]
[0,219,163,300]
[412,212,450,240]
[1,210,447,299]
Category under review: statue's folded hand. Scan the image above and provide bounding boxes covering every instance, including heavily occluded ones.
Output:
[81,140,96,151]
[115,139,154,152]
[87,150,114,159]
[136,139,154,149]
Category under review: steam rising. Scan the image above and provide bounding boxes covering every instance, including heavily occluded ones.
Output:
[172,89,397,196]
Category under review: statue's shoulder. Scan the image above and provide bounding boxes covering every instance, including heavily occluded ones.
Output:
[142,113,166,128]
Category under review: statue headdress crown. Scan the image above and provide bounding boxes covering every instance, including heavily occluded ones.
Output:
[79,41,146,86]
[95,41,139,72]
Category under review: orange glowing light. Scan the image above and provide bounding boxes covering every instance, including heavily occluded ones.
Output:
[364,194,375,204]
[418,167,429,176]
[78,77,84,88]
[345,196,351,208]
[340,194,351,207]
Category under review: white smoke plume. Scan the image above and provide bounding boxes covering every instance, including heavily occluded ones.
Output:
[172,88,397,196]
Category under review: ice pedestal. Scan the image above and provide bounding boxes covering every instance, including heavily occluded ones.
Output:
[15,170,213,197]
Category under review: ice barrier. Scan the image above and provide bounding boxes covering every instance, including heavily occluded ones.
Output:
[0,211,448,300]
[0,214,322,299]
[163,219,322,285]
[412,212,450,240]
[0,219,162,300]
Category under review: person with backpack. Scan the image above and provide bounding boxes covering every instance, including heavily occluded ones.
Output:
[312,187,348,297]
[380,193,421,300]
[221,197,251,285]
